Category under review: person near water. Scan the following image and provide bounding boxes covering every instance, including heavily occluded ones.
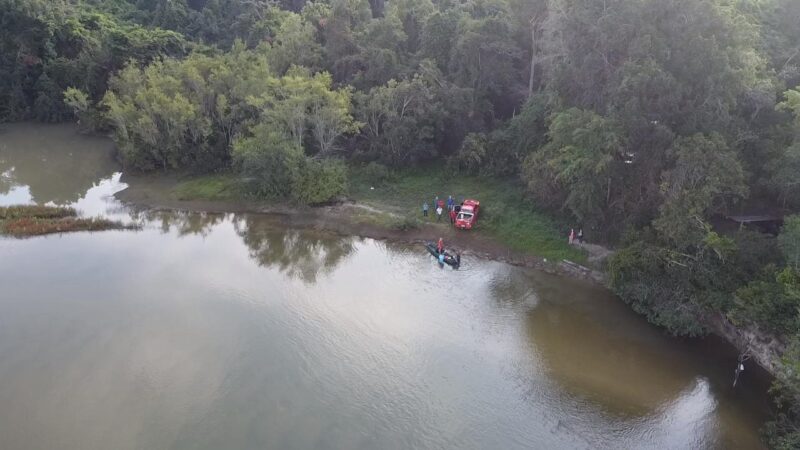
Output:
[436,205,443,221]
[449,208,457,224]
[422,201,429,217]
[434,196,439,211]
[569,228,575,245]
[437,237,444,254]
[578,228,584,244]
[438,253,445,264]
[456,252,461,266]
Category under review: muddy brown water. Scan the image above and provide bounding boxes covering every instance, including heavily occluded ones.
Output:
[0,124,772,449]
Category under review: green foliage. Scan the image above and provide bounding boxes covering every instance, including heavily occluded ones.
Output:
[780,215,800,271]
[764,337,800,450]
[291,158,348,204]
[361,161,391,185]
[654,133,747,247]
[482,94,550,176]
[355,61,470,166]
[733,267,800,335]
[449,1,523,113]
[0,0,186,123]
[523,108,624,226]
[609,241,708,336]
[233,123,347,204]
[103,46,357,172]
[266,13,323,75]
[448,132,488,175]
[233,124,303,198]
[609,228,743,337]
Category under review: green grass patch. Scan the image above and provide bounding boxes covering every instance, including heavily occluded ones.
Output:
[349,164,585,262]
[172,173,242,201]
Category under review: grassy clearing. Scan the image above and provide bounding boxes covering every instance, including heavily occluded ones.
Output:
[349,164,586,262]
[172,174,242,201]
[0,205,133,237]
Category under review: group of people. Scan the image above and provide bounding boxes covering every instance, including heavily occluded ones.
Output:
[422,195,460,224]
[568,228,584,245]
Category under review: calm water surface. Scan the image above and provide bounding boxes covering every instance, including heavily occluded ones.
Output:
[0,124,771,449]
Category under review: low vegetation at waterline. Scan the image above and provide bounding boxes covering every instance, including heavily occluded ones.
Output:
[0,206,134,237]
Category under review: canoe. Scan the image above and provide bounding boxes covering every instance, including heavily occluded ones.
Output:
[424,243,460,268]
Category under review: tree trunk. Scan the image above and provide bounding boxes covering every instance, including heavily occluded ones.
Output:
[369,0,385,18]
[529,19,537,98]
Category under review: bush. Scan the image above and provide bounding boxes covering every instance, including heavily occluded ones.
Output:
[233,126,302,198]
[447,132,487,175]
[733,268,800,335]
[362,161,391,185]
[292,158,348,204]
[394,216,419,231]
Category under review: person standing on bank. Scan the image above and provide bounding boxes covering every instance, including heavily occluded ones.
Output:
[578,228,584,244]
[449,207,457,225]
[436,204,443,221]
[569,228,575,245]
[422,201,429,217]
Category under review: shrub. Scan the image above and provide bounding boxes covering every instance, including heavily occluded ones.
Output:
[362,161,392,185]
[447,132,487,175]
[233,126,303,199]
[394,216,419,231]
[292,158,348,204]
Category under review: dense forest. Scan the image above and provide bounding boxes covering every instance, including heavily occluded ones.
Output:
[2,0,800,445]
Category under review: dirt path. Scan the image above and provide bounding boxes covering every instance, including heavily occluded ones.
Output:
[116,175,610,284]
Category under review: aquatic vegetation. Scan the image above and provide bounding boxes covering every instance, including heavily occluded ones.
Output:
[0,205,76,220]
[0,206,134,237]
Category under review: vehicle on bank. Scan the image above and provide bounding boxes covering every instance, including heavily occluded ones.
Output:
[454,199,480,230]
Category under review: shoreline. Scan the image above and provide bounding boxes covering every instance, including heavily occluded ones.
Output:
[115,175,608,285]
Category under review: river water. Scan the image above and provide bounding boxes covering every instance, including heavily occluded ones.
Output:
[0,124,771,449]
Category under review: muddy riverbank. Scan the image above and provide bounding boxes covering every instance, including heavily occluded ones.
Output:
[116,174,608,284]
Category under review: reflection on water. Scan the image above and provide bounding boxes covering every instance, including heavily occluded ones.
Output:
[0,123,118,205]
[235,215,356,283]
[0,124,771,449]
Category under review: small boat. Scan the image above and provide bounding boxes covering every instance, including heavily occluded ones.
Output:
[424,242,460,268]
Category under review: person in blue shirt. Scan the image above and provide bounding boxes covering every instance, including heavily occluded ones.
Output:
[447,195,453,211]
